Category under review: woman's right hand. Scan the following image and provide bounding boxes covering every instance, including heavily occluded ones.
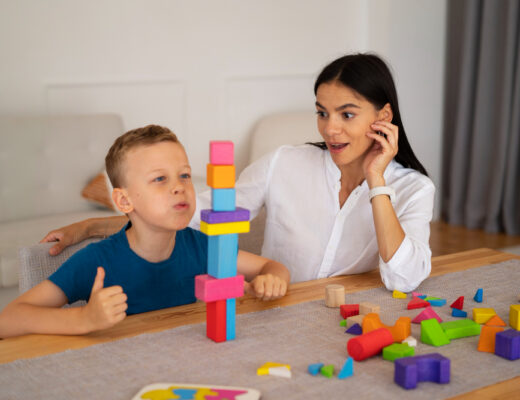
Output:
[40,219,91,256]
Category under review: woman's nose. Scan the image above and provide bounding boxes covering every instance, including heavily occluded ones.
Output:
[324,116,342,137]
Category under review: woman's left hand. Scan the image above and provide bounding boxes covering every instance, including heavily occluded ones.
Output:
[363,121,399,186]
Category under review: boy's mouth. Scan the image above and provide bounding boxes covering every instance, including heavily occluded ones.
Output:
[174,202,189,210]
[328,142,349,153]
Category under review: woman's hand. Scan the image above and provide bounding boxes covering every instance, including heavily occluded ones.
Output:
[40,220,91,256]
[363,121,399,187]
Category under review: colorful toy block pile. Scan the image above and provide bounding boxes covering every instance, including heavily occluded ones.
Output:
[195,141,250,342]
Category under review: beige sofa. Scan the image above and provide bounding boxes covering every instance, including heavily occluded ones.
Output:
[1,110,319,306]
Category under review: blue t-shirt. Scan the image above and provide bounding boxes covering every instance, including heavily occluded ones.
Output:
[49,224,208,315]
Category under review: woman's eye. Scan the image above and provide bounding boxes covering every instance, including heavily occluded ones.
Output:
[181,173,191,179]
[343,112,354,119]
[316,110,327,118]
[153,176,166,182]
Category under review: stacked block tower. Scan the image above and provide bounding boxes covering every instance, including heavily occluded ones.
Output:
[195,141,250,342]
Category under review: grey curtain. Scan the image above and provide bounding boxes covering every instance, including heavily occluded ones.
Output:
[442,0,520,234]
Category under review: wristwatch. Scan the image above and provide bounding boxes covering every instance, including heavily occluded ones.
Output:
[368,186,396,204]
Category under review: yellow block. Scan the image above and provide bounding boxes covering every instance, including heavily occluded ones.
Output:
[256,362,291,376]
[207,164,235,188]
[473,308,496,324]
[200,220,250,236]
[392,290,407,299]
[510,304,520,330]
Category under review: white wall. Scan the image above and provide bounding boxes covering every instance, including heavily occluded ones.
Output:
[0,0,445,216]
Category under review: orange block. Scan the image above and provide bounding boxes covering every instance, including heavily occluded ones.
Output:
[485,314,506,327]
[477,325,504,353]
[207,164,235,188]
[362,313,411,343]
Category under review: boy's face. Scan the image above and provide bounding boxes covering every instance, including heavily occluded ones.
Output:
[118,141,196,232]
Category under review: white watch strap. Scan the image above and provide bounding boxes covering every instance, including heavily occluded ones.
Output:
[368,186,396,204]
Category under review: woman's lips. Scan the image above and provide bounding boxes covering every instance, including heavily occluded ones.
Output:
[328,143,349,153]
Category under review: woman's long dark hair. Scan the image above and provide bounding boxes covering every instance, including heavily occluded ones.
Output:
[311,53,428,176]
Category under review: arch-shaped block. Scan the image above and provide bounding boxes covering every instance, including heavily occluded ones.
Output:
[394,353,450,389]
[362,313,411,342]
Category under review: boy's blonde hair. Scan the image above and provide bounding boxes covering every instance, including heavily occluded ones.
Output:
[105,124,180,188]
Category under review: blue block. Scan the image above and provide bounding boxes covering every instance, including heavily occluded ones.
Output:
[338,357,354,379]
[308,363,324,376]
[226,298,236,341]
[427,299,447,307]
[473,288,483,303]
[418,295,427,299]
[212,188,236,211]
[451,308,467,318]
[208,234,238,278]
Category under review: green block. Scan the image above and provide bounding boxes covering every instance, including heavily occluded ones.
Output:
[382,343,415,361]
[421,318,450,346]
[440,319,481,339]
[340,319,347,327]
[423,296,442,301]
[320,364,334,378]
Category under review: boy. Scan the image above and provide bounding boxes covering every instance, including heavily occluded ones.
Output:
[0,125,290,338]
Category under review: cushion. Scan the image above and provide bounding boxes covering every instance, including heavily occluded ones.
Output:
[81,170,116,211]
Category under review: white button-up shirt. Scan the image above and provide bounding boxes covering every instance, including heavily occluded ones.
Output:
[192,145,435,292]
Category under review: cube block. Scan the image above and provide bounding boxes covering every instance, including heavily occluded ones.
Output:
[207,164,235,188]
[494,329,520,360]
[210,140,234,165]
[340,304,360,319]
[195,274,244,302]
[211,188,236,211]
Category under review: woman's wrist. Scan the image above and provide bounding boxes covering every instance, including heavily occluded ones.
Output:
[366,174,386,189]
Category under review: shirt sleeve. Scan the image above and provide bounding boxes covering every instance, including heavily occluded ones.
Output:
[378,179,435,292]
[190,148,279,229]
[48,244,100,304]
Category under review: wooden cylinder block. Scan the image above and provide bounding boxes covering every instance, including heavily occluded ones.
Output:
[325,284,345,308]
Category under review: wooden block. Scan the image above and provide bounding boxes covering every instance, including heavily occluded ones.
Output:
[346,314,364,328]
[510,304,520,330]
[207,300,226,342]
[195,274,244,302]
[201,208,250,224]
[359,302,380,315]
[477,325,504,353]
[472,308,496,324]
[211,188,236,211]
[208,234,238,279]
[210,140,234,165]
[200,220,250,236]
[207,164,235,188]
[325,284,345,307]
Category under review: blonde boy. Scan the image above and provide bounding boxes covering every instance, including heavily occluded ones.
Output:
[0,125,290,338]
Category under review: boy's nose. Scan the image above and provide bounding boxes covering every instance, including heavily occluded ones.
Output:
[171,182,185,195]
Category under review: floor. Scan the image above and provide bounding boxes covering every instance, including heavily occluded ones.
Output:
[1,220,519,312]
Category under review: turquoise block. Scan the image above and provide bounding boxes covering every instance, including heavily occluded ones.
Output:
[208,234,238,278]
[338,357,354,379]
[212,188,236,211]
[226,298,236,341]
[427,299,447,307]
[474,288,483,303]
[308,363,324,376]
[452,308,467,318]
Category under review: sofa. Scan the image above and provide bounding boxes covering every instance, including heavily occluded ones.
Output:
[1,110,319,305]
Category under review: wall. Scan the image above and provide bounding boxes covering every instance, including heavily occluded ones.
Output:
[0,0,446,216]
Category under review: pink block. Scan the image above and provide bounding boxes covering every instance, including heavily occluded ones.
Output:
[195,274,244,302]
[412,306,443,324]
[210,141,234,165]
[412,291,423,297]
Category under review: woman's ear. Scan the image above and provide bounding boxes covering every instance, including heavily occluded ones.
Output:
[378,103,393,122]
[112,188,133,214]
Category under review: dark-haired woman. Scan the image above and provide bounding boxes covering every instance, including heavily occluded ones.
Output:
[42,53,434,292]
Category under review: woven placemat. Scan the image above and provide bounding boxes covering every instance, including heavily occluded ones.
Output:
[1,259,519,400]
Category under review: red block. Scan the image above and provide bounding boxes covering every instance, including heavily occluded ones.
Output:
[207,299,226,342]
[340,304,360,319]
[347,328,394,361]
[450,296,464,310]
[407,296,430,310]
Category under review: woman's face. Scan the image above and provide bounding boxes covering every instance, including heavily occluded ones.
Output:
[315,81,383,169]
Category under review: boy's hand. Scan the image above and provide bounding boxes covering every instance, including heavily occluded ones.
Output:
[244,274,287,301]
[82,267,128,332]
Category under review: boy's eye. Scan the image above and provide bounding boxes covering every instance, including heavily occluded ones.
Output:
[316,110,327,118]
[153,176,166,182]
[180,173,191,179]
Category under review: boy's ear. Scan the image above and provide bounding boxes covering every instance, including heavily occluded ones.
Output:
[112,188,133,214]
[378,103,393,122]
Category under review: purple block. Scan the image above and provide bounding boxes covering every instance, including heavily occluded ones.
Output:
[200,207,250,224]
[345,323,362,335]
[494,329,520,360]
[394,353,450,390]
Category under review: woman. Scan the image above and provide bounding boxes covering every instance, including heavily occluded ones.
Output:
[42,53,434,291]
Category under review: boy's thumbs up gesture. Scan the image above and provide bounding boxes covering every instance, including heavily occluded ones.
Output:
[82,267,128,332]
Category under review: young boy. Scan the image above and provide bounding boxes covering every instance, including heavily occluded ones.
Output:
[0,125,290,338]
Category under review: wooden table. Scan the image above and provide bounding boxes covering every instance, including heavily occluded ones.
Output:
[1,248,519,399]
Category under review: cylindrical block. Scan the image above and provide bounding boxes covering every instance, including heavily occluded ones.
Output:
[347,328,394,361]
[325,284,345,307]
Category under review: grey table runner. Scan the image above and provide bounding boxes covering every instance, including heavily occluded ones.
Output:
[1,260,520,400]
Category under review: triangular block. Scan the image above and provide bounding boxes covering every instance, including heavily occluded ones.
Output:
[485,314,506,327]
[421,318,450,346]
[451,308,467,318]
[408,297,430,310]
[478,326,504,353]
[450,296,464,310]
[307,363,324,376]
[412,291,423,297]
[338,357,354,379]
[346,323,362,335]
[393,290,407,299]
[320,364,334,378]
[412,306,442,324]
[473,288,483,303]
[418,295,427,299]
